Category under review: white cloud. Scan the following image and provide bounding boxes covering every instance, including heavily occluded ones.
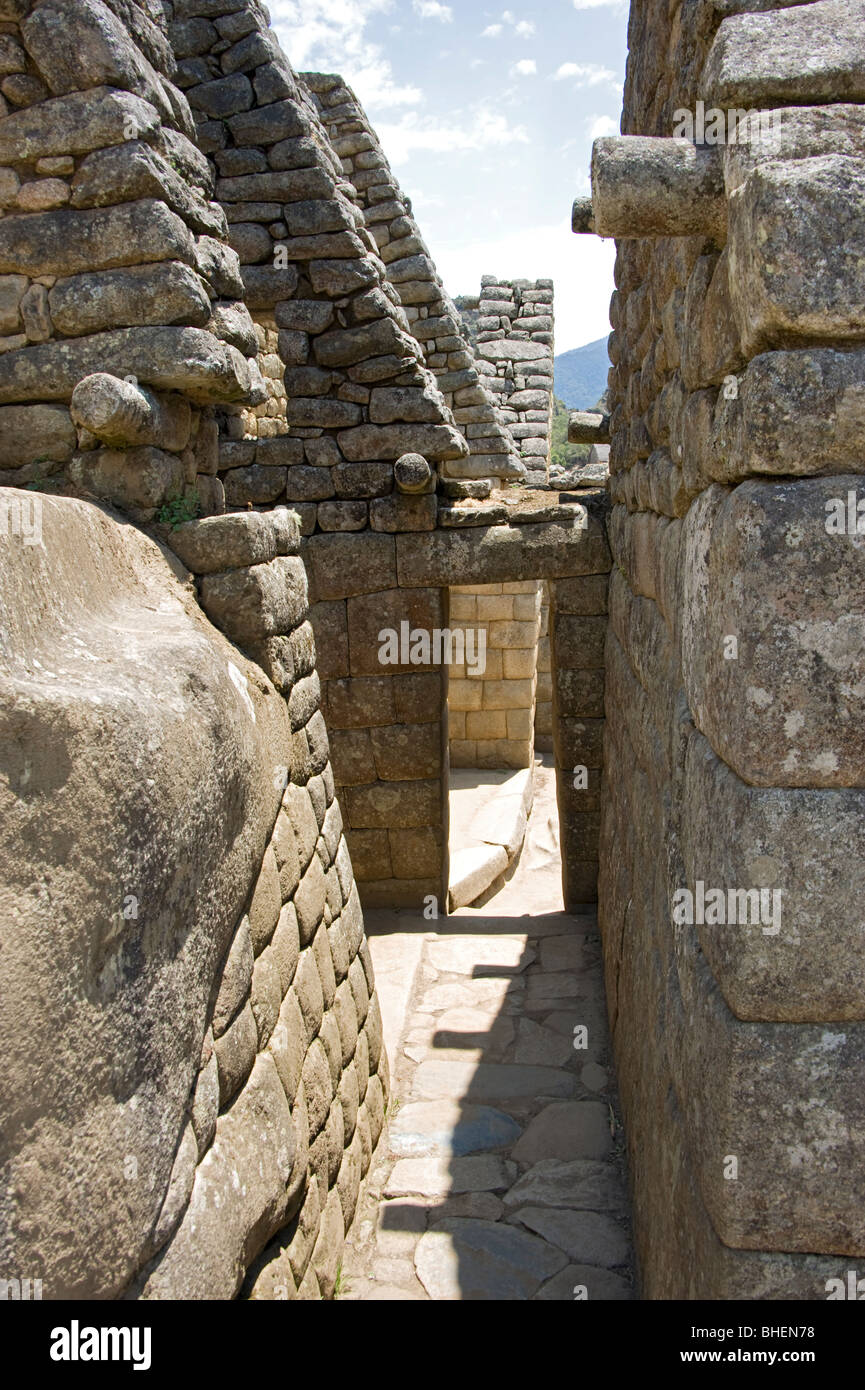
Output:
[514,20,535,36]
[482,23,503,36]
[375,107,530,165]
[413,0,452,20]
[573,0,628,8]
[555,61,617,86]
[270,0,421,109]
[512,58,537,76]
[587,113,619,139]
[434,220,616,355]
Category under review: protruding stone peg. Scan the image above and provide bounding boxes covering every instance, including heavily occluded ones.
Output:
[394,452,433,494]
[587,136,726,240]
[70,373,192,451]
[569,411,611,445]
[572,197,595,234]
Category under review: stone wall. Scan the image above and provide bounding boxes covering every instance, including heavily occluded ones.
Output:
[476,276,556,487]
[586,0,865,1298]
[0,490,386,1300]
[0,0,261,521]
[304,72,524,498]
[534,582,553,751]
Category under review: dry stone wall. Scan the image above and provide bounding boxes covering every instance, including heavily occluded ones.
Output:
[0,491,386,1300]
[303,72,524,498]
[476,276,555,488]
[587,0,865,1298]
[0,0,258,521]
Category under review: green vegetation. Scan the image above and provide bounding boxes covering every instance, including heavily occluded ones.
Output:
[156,490,200,530]
[550,397,590,472]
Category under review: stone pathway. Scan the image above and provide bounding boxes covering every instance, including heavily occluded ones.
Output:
[339,759,635,1300]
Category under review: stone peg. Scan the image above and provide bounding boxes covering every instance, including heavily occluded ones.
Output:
[70,373,192,452]
[589,136,726,240]
[569,411,611,445]
[394,452,434,494]
[572,197,596,234]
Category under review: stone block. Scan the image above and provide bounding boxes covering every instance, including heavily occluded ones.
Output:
[345,779,442,829]
[346,586,443,676]
[305,532,396,600]
[682,479,865,786]
[199,556,307,643]
[728,155,865,355]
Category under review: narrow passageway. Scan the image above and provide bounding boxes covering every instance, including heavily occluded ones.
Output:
[340,757,634,1300]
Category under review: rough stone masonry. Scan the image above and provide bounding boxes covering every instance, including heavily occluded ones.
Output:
[574,0,865,1299]
[0,0,858,1304]
[0,0,609,1300]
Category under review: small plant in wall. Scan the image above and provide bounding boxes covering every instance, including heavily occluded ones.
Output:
[156,490,201,530]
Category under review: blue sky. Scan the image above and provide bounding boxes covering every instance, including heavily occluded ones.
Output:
[269,0,630,353]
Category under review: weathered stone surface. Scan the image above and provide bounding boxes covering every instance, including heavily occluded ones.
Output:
[682,730,865,1021]
[412,1061,576,1103]
[511,1102,612,1164]
[142,1055,296,1299]
[169,510,299,576]
[389,1101,521,1159]
[385,1155,516,1197]
[728,155,865,354]
[590,137,725,240]
[516,1207,630,1269]
[0,87,160,164]
[0,199,193,278]
[0,494,289,1297]
[199,556,307,642]
[50,261,211,337]
[415,1219,566,1300]
[503,1160,630,1215]
[0,402,75,468]
[396,518,611,588]
[703,0,865,109]
[682,479,865,787]
[0,327,253,405]
[69,444,184,515]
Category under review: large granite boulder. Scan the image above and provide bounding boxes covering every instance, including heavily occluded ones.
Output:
[0,491,291,1297]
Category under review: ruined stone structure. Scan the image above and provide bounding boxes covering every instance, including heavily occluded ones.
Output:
[573,0,865,1299]
[0,0,607,1300]
[1,0,858,1304]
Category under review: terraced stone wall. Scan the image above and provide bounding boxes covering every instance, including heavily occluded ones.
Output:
[596,0,865,1298]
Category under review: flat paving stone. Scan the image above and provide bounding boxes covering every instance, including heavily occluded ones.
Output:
[513,1017,575,1067]
[385,1155,517,1197]
[415,1218,568,1300]
[412,1059,577,1103]
[426,935,535,977]
[511,1101,612,1164]
[417,978,523,1014]
[515,1206,630,1268]
[389,1100,522,1157]
[534,1263,633,1301]
[426,1192,504,1221]
[581,1062,609,1092]
[503,1159,630,1215]
[540,935,596,973]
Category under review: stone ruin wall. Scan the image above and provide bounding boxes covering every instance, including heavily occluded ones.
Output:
[0,0,394,1303]
[596,0,865,1297]
[0,0,613,1299]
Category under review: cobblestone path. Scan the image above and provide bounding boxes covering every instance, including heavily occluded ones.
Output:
[340,761,635,1301]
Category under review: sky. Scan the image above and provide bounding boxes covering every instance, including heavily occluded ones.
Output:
[268,0,631,354]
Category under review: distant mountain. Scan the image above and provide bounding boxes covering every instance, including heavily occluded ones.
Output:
[554,337,610,410]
